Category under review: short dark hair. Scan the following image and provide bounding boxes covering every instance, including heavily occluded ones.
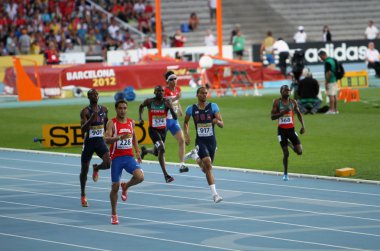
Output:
[197,86,207,94]
[280,85,289,93]
[318,50,327,57]
[164,71,175,81]
[115,99,127,108]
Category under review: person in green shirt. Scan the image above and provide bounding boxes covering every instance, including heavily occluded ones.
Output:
[232,30,245,60]
[318,50,339,114]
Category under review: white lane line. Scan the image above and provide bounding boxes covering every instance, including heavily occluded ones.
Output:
[0,232,111,251]
[1,167,380,210]
[1,187,380,239]
[0,215,241,251]
[0,202,371,251]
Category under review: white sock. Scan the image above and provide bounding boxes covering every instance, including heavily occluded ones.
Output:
[192,152,199,161]
[210,184,217,196]
[180,162,184,167]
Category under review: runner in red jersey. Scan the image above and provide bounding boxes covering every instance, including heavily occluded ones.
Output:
[139,85,177,183]
[104,99,143,225]
[271,85,305,181]
[164,71,189,173]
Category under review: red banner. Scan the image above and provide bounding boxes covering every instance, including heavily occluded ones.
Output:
[4,60,285,94]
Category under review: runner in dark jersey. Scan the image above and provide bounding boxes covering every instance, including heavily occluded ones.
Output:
[139,85,177,183]
[271,85,305,181]
[183,87,224,203]
[79,89,110,207]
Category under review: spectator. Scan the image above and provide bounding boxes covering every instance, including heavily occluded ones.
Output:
[322,25,332,42]
[297,68,321,115]
[204,29,216,46]
[365,42,380,78]
[273,37,290,77]
[293,26,307,43]
[0,42,9,56]
[208,0,217,24]
[318,49,339,114]
[172,29,186,47]
[45,41,60,65]
[229,24,240,45]
[18,28,31,55]
[108,17,120,40]
[137,12,151,34]
[232,30,245,60]
[136,42,148,61]
[188,12,199,31]
[133,0,146,17]
[144,1,154,19]
[143,36,154,49]
[260,30,275,66]
[365,20,379,40]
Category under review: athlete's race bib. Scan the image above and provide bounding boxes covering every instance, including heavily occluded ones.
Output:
[197,123,213,137]
[152,115,166,128]
[89,125,104,138]
[117,137,132,149]
[279,115,293,125]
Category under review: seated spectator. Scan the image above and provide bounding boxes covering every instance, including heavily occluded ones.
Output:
[45,41,60,65]
[143,36,153,49]
[188,12,199,31]
[365,42,380,78]
[204,29,216,46]
[297,68,321,114]
[172,29,186,47]
[364,20,379,41]
[293,26,307,43]
[137,13,151,34]
[144,1,154,19]
[133,0,146,18]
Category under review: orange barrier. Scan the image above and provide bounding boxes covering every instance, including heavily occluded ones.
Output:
[13,57,42,102]
[338,87,360,102]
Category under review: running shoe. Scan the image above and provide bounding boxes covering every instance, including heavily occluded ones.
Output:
[81,196,88,207]
[184,149,198,161]
[165,175,174,183]
[282,174,289,181]
[120,182,128,202]
[92,164,99,182]
[141,146,147,159]
[213,194,223,203]
[179,164,189,173]
[111,214,119,225]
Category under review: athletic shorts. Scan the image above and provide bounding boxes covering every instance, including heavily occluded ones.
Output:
[326,82,338,96]
[277,127,301,148]
[196,140,217,163]
[166,119,181,135]
[149,127,167,145]
[81,137,109,163]
[111,155,141,183]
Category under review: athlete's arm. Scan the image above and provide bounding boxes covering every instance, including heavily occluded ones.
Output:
[213,112,224,128]
[103,106,109,130]
[270,99,286,120]
[104,120,120,144]
[80,107,96,133]
[292,100,305,134]
[132,121,142,163]
[165,98,178,120]
[138,99,149,125]
[183,113,191,146]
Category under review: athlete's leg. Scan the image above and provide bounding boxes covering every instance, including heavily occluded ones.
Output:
[110,181,120,216]
[174,129,185,163]
[122,169,144,191]
[281,146,290,175]
[80,161,90,196]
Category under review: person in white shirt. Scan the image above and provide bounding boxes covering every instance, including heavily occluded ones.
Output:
[293,26,307,43]
[204,29,216,46]
[365,42,380,77]
[364,20,379,40]
[273,38,290,77]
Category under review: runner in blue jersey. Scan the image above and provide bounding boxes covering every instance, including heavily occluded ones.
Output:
[79,89,110,207]
[183,87,224,203]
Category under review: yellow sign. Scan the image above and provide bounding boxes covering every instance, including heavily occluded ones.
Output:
[0,55,44,82]
[42,122,152,148]
[339,70,369,88]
